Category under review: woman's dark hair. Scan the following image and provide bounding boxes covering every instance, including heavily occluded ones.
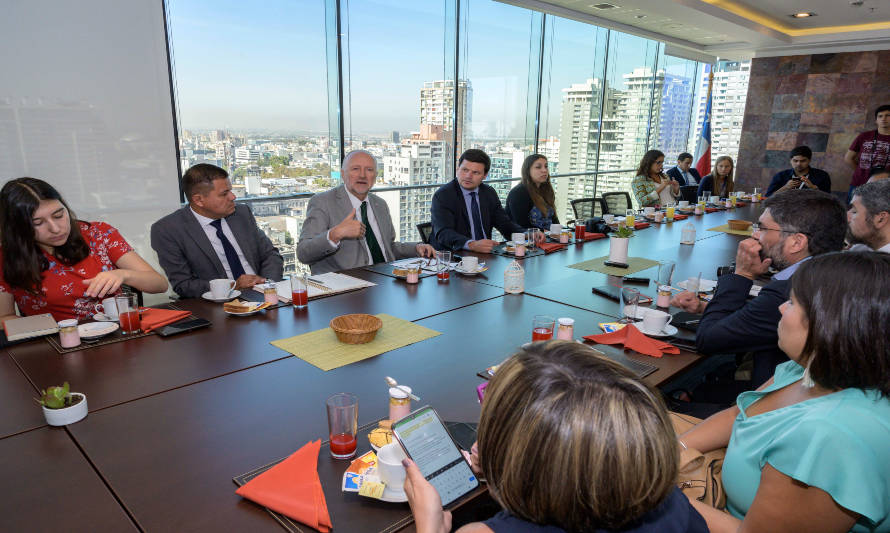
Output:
[478,341,677,531]
[793,252,890,396]
[520,154,555,216]
[635,150,665,179]
[0,178,89,293]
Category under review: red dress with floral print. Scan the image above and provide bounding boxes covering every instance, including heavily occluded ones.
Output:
[0,221,133,321]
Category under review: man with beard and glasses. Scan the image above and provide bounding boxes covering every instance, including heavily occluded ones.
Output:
[847,179,890,253]
[671,190,847,387]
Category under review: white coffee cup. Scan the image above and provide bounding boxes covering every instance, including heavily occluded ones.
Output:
[460,256,480,272]
[377,442,408,491]
[549,223,562,236]
[678,201,690,208]
[94,297,119,319]
[209,279,236,299]
[642,309,672,334]
[603,214,615,224]
[644,207,655,215]
[511,232,526,245]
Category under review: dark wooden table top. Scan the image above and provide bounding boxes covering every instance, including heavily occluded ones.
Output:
[0,426,138,531]
[3,207,752,532]
[0,351,46,439]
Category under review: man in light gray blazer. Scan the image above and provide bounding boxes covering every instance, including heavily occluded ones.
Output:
[298,150,435,274]
[151,164,283,298]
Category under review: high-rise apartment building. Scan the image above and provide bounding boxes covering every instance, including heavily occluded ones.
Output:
[420,79,472,165]
[691,61,751,164]
[383,138,446,241]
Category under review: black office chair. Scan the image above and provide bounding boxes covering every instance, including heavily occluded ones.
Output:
[570,198,606,220]
[679,185,699,204]
[416,222,433,245]
[601,192,632,215]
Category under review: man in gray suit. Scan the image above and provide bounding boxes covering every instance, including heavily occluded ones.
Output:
[298,150,435,274]
[151,163,283,298]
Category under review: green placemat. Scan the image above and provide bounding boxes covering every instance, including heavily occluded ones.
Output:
[568,256,660,276]
[708,224,753,237]
[270,313,441,371]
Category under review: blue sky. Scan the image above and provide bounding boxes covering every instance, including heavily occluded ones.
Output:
[169,0,687,137]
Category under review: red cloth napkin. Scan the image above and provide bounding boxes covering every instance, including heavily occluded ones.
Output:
[236,440,332,532]
[634,222,650,230]
[671,214,689,221]
[583,324,680,358]
[538,242,567,254]
[140,308,192,332]
[705,207,720,213]
[735,202,748,207]
[582,232,606,241]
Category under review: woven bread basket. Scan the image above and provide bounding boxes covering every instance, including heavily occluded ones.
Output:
[329,314,383,344]
[727,219,752,231]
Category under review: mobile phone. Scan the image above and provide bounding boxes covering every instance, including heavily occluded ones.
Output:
[392,406,479,507]
[603,260,629,268]
[592,285,654,305]
[156,317,211,337]
[622,276,649,284]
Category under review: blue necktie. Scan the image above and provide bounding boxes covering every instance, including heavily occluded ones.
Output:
[470,192,485,241]
[209,219,246,280]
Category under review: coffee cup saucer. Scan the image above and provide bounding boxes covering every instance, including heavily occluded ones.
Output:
[379,485,408,503]
[455,264,488,276]
[201,290,241,302]
[92,313,116,322]
[638,324,678,338]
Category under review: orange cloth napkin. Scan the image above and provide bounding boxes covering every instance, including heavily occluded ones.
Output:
[582,232,606,241]
[705,207,720,213]
[671,214,689,221]
[735,202,748,207]
[583,324,680,358]
[538,242,567,254]
[634,222,651,230]
[139,308,193,332]
[236,440,332,532]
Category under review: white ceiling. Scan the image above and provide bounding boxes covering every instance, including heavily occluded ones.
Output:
[500,0,890,61]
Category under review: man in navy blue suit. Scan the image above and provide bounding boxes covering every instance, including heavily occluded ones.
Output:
[430,149,529,253]
[670,190,846,386]
[765,145,831,197]
[665,152,701,186]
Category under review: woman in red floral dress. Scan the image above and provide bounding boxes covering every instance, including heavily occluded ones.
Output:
[0,178,168,324]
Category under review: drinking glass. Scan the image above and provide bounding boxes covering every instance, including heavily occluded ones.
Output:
[656,261,676,308]
[115,293,141,334]
[436,250,451,281]
[665,202,675,221]
[290,274,308,308]
[531,315,555,342]
[526,228,541,249]
[624,209,635,227]
[620,288,641,324]
[326,393,358,459]
[574,219,585,240]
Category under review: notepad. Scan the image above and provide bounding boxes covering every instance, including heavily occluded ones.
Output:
[254,272,377,303]
[2,313,60,341]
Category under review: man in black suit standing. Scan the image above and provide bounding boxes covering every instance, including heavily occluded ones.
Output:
[670,190,846,386]
[430,149,529,252]
[665,152,701,186]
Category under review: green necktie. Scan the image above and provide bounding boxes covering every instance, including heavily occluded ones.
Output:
[360,201,386,264]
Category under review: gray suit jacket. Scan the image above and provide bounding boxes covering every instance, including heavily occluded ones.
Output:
[297,185,419,274]
[150,204,283,298]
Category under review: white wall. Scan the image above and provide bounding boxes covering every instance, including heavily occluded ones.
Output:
[0,0,181,302]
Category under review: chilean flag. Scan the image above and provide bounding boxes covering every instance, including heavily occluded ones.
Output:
[694,65,713,178]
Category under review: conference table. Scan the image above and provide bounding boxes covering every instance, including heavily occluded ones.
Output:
[0,205,761,532]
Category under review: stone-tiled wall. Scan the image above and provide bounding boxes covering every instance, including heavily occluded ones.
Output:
[736,50,890,193]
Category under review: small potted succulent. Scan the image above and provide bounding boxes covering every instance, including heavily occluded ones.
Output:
[35,382,88,426]
[608,225,634,264]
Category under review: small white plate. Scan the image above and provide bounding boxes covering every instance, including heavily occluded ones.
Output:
[78,321,119,339]
[224,303,265,317]
[378,485,408,503]
[454,265,489,276]
[202,290,241,302]
[92,313,116,322]
[637,324,679,338]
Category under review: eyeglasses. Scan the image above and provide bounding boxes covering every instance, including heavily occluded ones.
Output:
[751,223,810,236]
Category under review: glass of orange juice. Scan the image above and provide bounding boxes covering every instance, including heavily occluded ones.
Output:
[625,209,635,227]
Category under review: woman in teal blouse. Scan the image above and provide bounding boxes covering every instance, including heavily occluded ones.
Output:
[680,251,890,532]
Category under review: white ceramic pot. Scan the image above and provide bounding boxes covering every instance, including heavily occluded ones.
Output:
[608,237,629,263]
[42,393,88,426]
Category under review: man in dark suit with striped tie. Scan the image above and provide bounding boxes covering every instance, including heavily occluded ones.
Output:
[430,149,529,253]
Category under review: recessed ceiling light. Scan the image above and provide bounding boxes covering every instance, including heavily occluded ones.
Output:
[790,12,816,18]
[591,3,618,9]
[635,14,646,18]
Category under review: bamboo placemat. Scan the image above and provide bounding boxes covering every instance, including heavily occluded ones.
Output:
[568,256,660,276]
[271,314,441,371]
[707,224,753,237]
[45,304,186,354]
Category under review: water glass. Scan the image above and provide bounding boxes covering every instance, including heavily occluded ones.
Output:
[326,393,358,459]
[436,250,451,281]
[531,315,555,342]
[657,261,675,308]
[115,293,141,334]
[620,288,641,324]
[291,274,308,308]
